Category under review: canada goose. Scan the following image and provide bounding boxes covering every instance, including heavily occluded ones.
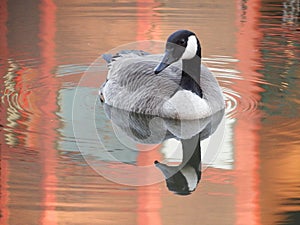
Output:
[100,30,225,119]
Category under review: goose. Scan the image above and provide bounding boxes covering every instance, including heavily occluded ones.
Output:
[100,30,225,120]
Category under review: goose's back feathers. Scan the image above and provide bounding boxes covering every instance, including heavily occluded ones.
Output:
[103,50,150,69]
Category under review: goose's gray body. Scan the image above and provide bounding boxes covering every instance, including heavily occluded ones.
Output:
[100,31,225,120]
[102,51,180,115]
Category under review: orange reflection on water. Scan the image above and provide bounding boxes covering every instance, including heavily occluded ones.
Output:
[38,0,58,224]
[137,145,162,225]
[1,0,60,224]
[234,0,263,225]
[0,0,9,224]
[135,2,162,224]
[136,0,161,40]
[2,0,299,225]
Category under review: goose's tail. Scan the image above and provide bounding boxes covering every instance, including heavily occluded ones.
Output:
[102,54,113,63]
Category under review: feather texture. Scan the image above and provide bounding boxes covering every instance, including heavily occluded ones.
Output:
[100,50,224,119]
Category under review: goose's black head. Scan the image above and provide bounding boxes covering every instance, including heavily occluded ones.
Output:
[154,30,201,74]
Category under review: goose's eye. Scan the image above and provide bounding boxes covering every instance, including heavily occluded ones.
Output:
[178,39,186,45]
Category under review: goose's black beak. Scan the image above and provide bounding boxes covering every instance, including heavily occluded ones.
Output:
[154,160,178,178]
[154,50,178,74]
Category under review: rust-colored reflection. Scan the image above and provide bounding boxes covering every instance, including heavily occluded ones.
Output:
[38,0,58,224]
[135,2,162,225]
[137,145,162,225]
[259,116,300,224]
[0,1,9,224]
[136,0,161,40]
[1,0,299,224]
[234,0,263,224]
[257,0,300,224]
[1,0,59,224]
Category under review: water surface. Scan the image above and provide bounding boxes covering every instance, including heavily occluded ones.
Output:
[1,0,300,225]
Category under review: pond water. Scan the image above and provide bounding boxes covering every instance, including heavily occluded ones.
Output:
[1,0,300,225]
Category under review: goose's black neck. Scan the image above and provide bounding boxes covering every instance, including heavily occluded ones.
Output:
[181,133,202,180]
[180,46,202,98]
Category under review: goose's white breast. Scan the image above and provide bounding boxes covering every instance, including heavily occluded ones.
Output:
[181,166,198,191]
[162,90,211,120]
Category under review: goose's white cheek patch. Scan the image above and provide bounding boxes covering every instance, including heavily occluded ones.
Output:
[181,35,198,60]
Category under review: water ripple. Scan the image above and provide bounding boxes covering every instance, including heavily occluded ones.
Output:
[205,56,243,117]
[2,61,32,117]
[205,55,274,118]
[222,87,240,117]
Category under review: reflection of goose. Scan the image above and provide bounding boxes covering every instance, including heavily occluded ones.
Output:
[155,133,201,195]
[103,104,224,195]
[100,30,225,120]
[103,104,224,143]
